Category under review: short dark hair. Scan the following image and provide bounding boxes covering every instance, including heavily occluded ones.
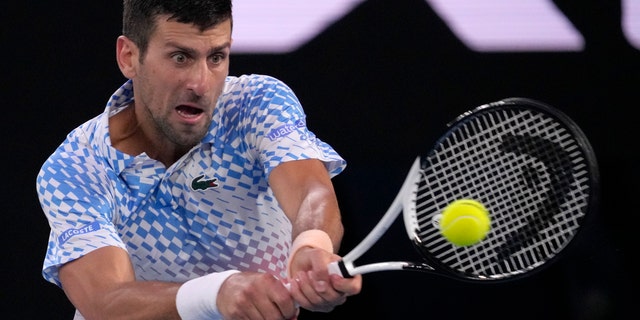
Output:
[123,0,232,58]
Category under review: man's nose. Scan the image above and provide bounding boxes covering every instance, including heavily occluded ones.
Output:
[185,60,213,97]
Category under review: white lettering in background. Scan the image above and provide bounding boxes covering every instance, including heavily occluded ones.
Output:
[232,0,365,53]
[231,1,637,53]
[425,0,584,51]
[623,0,640,50]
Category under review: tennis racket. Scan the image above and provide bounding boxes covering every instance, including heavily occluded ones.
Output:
[329,97,599,282]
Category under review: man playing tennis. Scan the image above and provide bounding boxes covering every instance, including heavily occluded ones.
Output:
[36,0,361,319]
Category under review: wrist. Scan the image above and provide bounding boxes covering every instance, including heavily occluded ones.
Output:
[287,229,333,277]
[175,270,240,320]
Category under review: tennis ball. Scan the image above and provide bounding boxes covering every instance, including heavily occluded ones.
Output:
[439,199,490,246]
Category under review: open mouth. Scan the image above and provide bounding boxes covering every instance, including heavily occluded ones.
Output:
[176,105,204,118]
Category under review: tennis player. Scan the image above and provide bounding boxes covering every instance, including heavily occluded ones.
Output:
[36,1,362,319]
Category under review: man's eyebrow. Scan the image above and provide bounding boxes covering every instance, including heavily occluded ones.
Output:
[165,41,231,56]
[209,42,231,54]
[165,42,194,54]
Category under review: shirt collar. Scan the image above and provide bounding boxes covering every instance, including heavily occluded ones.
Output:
[97,80,215,174]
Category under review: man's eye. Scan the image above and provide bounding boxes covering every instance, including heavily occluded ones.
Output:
[210,54,225,64]
[172,53,187,63]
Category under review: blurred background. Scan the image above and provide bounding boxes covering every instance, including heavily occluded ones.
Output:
[4,0,635,319]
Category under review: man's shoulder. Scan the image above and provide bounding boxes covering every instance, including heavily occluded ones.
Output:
[224,74,290,92]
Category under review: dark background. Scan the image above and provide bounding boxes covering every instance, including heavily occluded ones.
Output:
[4,0,635,319]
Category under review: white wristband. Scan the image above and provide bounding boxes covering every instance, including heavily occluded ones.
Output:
[175,270,240,320]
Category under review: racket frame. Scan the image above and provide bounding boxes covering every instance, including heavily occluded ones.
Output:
[329,97,599,282]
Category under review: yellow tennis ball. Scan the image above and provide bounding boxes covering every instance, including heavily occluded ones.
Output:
[439,199,490,246]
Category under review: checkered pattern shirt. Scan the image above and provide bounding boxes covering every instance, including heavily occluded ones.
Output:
[37,74,345,287]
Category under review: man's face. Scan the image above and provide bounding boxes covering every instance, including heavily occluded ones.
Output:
[133,16,232,147]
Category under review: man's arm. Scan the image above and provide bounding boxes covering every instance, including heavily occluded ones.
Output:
[269,158,343,249]
[269,158,362,312]
[60,246,299,319]
[59,246,181,319]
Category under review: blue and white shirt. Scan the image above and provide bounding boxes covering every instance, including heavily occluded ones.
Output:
[37,74,346,287]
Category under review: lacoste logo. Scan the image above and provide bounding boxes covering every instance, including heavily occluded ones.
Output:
[58,222,101,245]
[191,175,219,191]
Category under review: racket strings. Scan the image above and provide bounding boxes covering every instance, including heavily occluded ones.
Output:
[413,107,592,280]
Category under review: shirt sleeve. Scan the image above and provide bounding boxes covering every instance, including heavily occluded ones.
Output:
[36,128,126,287]
[231,74,347,178]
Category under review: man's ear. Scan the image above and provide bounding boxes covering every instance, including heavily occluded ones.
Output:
[116,35,138,79]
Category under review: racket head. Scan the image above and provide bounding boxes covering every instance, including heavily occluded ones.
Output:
[403,97,599,282]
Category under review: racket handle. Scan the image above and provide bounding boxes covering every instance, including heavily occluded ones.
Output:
[328,260,352,278]
[328,261,342,276]
[284,261,344,290]
[284,261,350,307]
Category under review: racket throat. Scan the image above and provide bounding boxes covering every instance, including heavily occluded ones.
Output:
[402,263,435,273]
[334,260,355,278]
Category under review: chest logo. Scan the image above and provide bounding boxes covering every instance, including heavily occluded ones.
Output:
[191,175,219,191]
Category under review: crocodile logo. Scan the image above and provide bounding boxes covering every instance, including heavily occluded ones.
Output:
[191,175,219,191]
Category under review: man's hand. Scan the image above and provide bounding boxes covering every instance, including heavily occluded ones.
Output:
[286,247,362,312]
[217,272,300,320]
